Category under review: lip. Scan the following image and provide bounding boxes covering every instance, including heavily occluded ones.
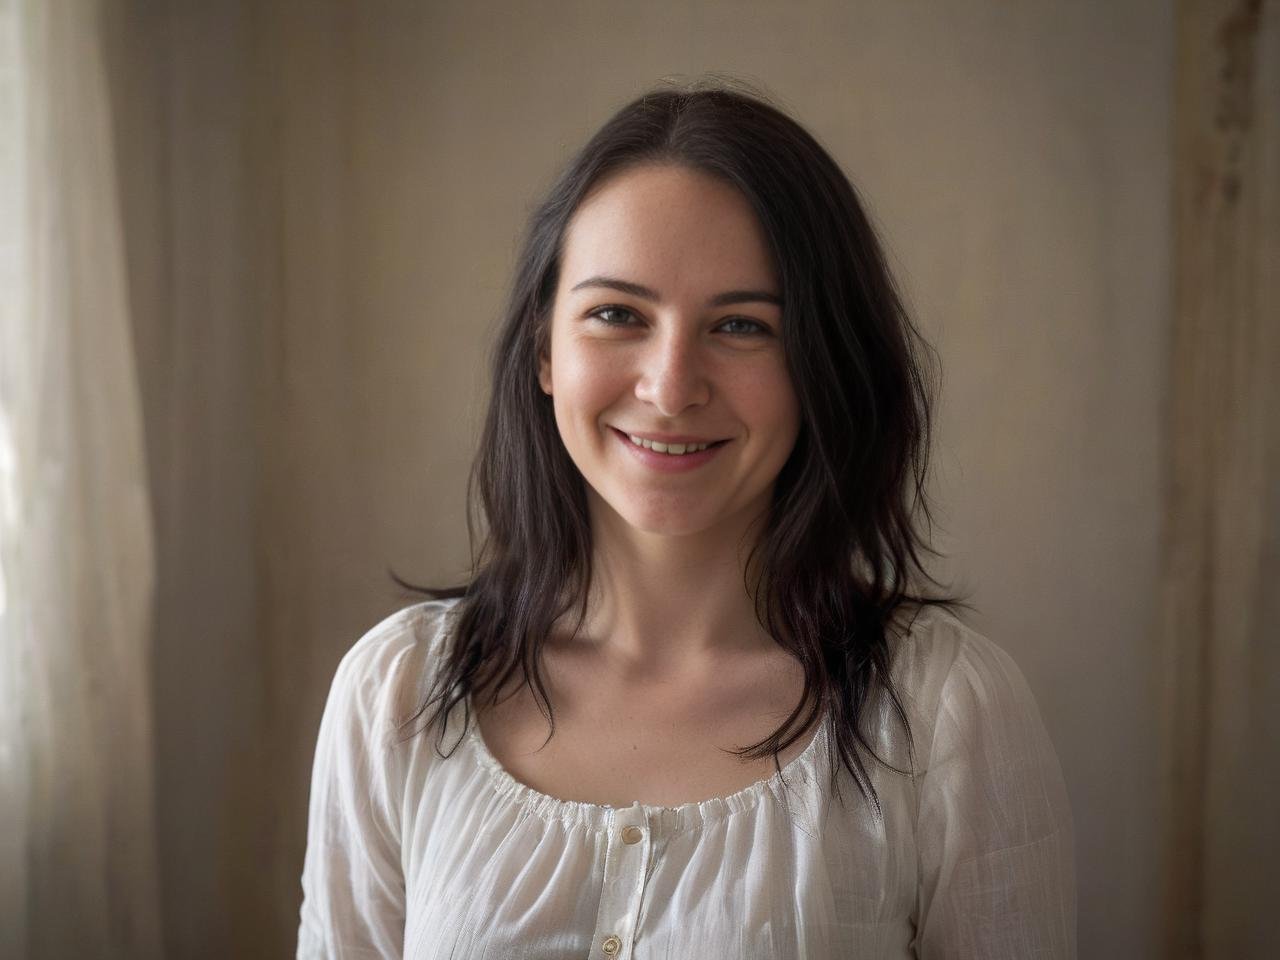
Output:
[614,429,729,445]
[611,427,729,472]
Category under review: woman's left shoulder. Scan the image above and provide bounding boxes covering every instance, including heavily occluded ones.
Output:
[884,604,1050,742]
[885,603,999,679]
[888,605,1078,956]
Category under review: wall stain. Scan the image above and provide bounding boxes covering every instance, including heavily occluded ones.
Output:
[1210,0,1263,208]
[1213,0,1261,135]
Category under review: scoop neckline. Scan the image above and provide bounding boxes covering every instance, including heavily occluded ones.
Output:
[465,694,828,834]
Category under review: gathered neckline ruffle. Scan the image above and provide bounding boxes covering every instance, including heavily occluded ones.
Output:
[465,702,829,838]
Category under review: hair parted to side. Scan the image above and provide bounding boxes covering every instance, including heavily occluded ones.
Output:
[390,74,971,815]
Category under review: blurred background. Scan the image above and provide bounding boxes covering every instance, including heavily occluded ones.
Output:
[1,0,1276,957]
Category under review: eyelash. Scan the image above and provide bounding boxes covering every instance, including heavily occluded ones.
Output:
[586,305,771,337]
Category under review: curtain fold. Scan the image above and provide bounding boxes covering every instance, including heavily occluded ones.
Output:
[0,0,162,956]
[1162,0,1280,956]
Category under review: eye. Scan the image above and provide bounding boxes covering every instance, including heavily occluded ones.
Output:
[718,317,771,337]
[584,305,772,337]
[586,305,638,327]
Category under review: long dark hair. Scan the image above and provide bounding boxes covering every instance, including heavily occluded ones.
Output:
[391,76,971,814]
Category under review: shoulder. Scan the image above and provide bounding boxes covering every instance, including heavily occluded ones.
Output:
[334,597,461,684]
[887,605,1027,691]
[883,605,1053,768]
[323,597,464,743]
[889,607,1078,953]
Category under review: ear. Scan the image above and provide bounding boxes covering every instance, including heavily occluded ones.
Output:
[537,349,552,396]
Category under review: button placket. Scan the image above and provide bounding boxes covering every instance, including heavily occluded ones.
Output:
[589,803,654,960]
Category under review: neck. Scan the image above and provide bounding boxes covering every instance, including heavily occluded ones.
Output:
[558,492,778,678]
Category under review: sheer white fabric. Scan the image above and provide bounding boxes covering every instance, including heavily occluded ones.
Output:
[297,598,1075,959]
[0,0,162,956]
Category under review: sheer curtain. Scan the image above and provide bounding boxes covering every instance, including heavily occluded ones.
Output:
[1161,2,1280,956]
[0,0,162,956]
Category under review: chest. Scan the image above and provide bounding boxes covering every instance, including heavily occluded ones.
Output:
[472,644,821,809]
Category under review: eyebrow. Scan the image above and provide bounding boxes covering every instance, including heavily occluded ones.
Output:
[569,274,782,308]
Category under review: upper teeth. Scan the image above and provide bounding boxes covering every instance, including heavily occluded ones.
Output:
[627,434,714,455]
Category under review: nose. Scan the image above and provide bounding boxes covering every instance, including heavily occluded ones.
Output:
[632,324,710,417]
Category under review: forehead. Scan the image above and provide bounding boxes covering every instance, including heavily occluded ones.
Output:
[558,164,779,295]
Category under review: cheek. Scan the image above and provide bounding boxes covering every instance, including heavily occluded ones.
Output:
[741,365,801,434]
[554,344,625,411]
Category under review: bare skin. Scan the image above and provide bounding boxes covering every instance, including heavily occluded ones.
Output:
[473,632,821,809]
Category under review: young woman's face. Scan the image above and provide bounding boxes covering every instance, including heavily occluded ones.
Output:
[539,163,800,539]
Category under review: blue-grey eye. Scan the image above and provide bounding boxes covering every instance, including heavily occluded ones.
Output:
[720,317,769,336]
[589,306,635,326]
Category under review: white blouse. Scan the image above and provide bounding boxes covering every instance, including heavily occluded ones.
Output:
[297,598,1076,959]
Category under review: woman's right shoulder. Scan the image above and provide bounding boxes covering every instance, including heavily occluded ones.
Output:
[353,596,463,655]
[327,597,465,735]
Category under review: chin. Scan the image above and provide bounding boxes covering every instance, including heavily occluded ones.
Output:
[615,503,720,538]
[587,484,737,538]
[630,519,708,537]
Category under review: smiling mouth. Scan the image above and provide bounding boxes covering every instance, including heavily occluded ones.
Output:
[612,428,730,455]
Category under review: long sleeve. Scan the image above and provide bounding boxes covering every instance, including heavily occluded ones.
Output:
[911,628,1077,958]
[297,611,421,959]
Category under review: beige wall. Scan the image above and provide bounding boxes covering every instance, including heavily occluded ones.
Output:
[106,1,1174,956]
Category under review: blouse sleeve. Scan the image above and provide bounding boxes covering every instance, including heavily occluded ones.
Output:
[911,626,1077,958]
[297,609,421,959]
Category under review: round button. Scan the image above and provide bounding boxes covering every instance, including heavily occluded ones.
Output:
[621,825,643,844]
[602,934,622,955]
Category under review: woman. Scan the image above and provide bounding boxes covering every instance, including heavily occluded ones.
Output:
[297,79,1076,958]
